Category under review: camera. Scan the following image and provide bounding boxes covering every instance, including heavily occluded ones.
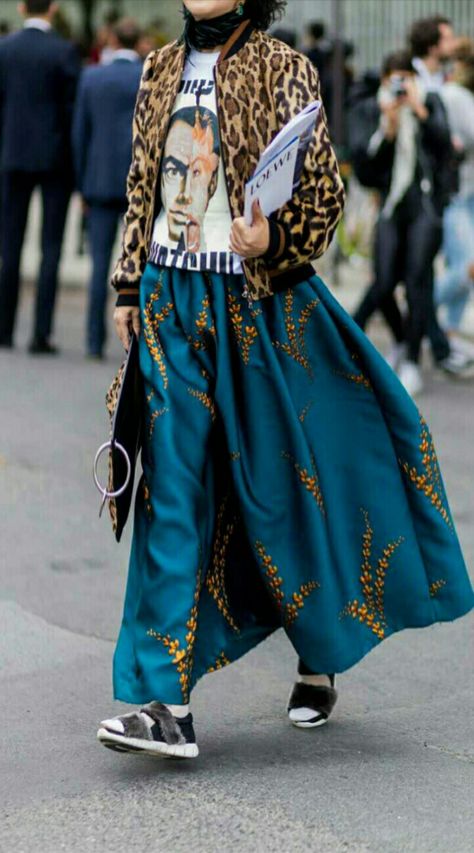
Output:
[389,75,407,98]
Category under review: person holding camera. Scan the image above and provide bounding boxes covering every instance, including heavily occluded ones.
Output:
[350,49,454,396]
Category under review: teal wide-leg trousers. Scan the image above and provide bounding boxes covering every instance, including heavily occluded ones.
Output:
[113,263,473,705]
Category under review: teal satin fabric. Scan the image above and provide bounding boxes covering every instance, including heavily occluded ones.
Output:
[113,263,473,705]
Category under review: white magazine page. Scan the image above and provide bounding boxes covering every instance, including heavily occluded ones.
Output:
[244,101,321,225]
[244,136,300,224]
[258,101,321,169]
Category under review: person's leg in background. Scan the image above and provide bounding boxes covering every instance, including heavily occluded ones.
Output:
[399,209,443,395]
[30,172,72,353]
[85,201,124,358]
[0,171,35,346]
[353,210,406,369]
[435,196,474,335]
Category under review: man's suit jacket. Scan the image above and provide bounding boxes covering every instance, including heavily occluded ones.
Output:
[72,56,143,203]
[0,27,80,174]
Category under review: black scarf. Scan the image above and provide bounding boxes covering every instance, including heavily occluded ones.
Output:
[182,5,249,52]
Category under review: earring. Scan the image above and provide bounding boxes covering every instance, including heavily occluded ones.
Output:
[236,2,245,16]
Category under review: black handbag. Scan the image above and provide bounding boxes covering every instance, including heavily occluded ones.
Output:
[93,334,143,542]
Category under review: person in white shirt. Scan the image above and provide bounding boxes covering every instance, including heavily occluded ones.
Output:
[436,41,474,339]
[409,14,456,93]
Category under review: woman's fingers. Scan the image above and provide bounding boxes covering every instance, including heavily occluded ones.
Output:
[131,308,141,339]
[113,308,132,351]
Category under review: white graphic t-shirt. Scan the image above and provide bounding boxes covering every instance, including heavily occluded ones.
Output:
[149,49,242,274]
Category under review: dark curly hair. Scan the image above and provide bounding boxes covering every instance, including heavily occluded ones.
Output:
[244,0,287,30]
[408,15,451,59]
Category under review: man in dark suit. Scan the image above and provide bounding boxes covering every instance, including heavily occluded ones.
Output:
[0,0,80,353]
[73,18,142,359]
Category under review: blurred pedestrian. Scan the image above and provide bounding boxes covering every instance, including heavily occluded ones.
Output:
[89,8,120,65]
[436,41,474,342]
[350,49,454,396]
[303,21,333,111]
[409,15,456,93]
[407,14,474,373]
[73,18,142,359]
[0,0,80,353]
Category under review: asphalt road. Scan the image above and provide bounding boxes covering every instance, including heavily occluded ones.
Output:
[1,278,473,853]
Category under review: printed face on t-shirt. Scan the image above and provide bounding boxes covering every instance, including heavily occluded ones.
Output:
[161,107,220,253]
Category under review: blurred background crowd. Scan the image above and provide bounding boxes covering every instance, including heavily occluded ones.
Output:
[0,0,473,399]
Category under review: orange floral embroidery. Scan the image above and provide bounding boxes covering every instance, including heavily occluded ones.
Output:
[399,416,453,529]
[142,477,152,520]
[143,276,173,390]
[272,290,320,376]
[207,651,231,673]
[254,541,319,628]
[227,289,258,364]
[429,579,447,598]
[187,387,217,421]
[282,450,325,516]
[187,295,216,351]
[206,494,240,633]
[147,561,202,702]
[340,509,404,640]
[148,405,169,438]
[334,353,372,390]
[299,400,314,422]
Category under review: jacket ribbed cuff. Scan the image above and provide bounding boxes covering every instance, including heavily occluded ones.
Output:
[262,218,289,261]
[115,290,140,308]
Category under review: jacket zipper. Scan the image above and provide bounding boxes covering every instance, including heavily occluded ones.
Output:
[213,63,254,308]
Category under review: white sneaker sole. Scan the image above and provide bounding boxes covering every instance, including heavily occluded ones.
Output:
[97,728,199,759]
[289,715,329,729]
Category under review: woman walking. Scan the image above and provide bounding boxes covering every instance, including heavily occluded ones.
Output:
[98,0,473,759]
[436,41,474,339]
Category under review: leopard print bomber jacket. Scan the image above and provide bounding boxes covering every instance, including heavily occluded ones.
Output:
[112,21,345,305]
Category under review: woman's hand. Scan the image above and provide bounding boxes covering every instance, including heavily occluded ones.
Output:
[113,306,141,351]
[230,199,270,259]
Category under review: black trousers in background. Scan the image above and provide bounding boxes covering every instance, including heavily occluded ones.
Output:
[86,200,126,356]
[0,170,71,343]
[353,192,450,364]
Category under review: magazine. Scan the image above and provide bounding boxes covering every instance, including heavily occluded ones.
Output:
[244,101,321,225]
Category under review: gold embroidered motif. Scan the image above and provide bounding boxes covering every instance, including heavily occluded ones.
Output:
[206,494,240,633]
[143,278,173,390]
[207,651,231,673]
[334,369,373,390]
[340,509,404,640]
[187,387,217,421]
[187,295,216,351]
[282,450,325,516]
[229,451,241,461]
[148,405,170,438]
[254,540,319,628]
[429,579,447,597]
[334,353,372,390]
[399,416,453,529]
[299,400,314,422]
[146,389,155,404]
[272,291,320,376]
[142,478,152,520]
[227,289,258,364]
[147,561,202,702]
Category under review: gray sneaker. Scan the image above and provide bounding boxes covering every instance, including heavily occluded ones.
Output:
[97,701,199,758]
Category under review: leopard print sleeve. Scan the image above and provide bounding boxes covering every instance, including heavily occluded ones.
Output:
[110,52,156,298]
[268,54,345,269]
